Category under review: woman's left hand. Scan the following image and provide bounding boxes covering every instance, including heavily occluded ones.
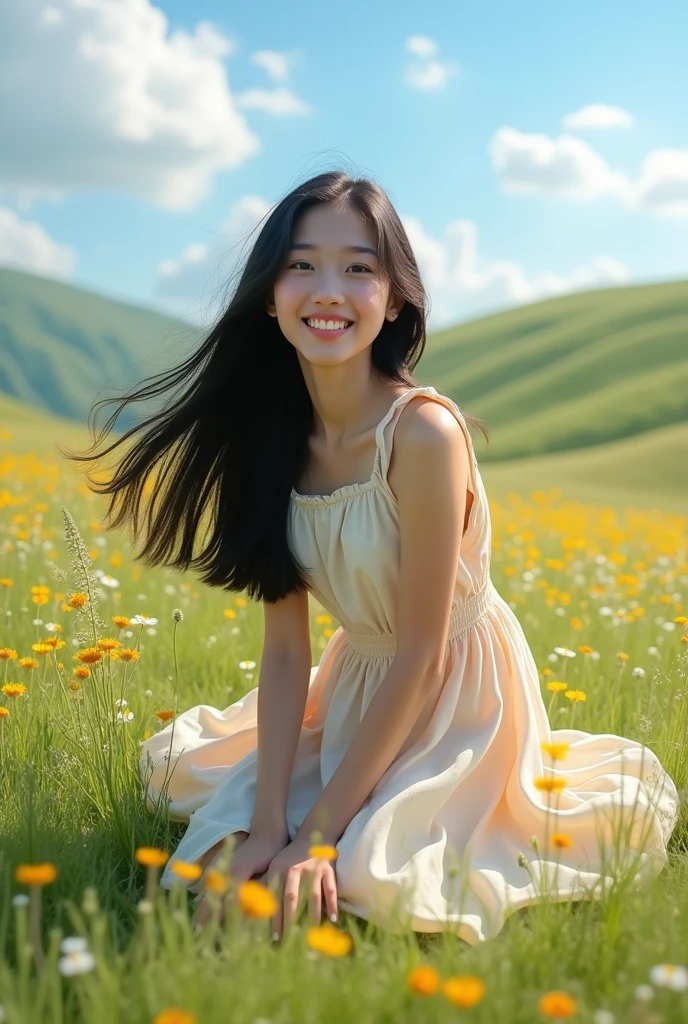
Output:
[259,836,339,940]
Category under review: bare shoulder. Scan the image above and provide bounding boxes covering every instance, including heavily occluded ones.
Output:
[388,395,470,501]
[394,394,464,446]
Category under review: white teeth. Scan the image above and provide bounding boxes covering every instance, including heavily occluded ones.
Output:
[306,319,350,330]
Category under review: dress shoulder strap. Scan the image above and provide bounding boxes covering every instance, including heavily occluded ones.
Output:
[375,385,479,497]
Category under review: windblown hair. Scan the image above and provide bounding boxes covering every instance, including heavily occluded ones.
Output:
[58,169,489,604]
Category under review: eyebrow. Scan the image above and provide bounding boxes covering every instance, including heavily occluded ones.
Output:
[289,243,378,256]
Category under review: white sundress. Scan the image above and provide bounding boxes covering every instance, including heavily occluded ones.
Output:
[140,385,680,944]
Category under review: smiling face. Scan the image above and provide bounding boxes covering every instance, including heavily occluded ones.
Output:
[266,202,400,368]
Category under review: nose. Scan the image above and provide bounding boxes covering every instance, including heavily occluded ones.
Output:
[310,267,346,305]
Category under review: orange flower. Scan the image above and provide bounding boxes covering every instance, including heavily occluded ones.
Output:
[155,709,175,722]
[68,593,88,608]
[541,742,570,760]
[539,990,577,1018]
[170,860,203,882]
[97,638,121,651]
[135,847,169,868]
[117,649,140,662]
[308,844,338,860]
[442,975,486,1008]
[0,707,10,719]
[578,644,593,654]
[2,683,27,698]
[75,648,103,665]
[534,776,567,794]
[112,616,131,629]
[616,652,629,662]
[18,658,39,671]
[408,965,441,995]
[15,863,58,886]
[153,1010,196,1024]
[0,648,18,660]
[73,667,91,679]
[69,681,80,692]
[237,880,278,919]
[306,922,353,957]
[552,833,573,849]
[204,869,228,895]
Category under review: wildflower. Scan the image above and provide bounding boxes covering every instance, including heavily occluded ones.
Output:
[172,608,183,622]
[616,652,629,662]
[153,1010,196,1024]
[442,975,486,1008]
[308,844,338,860]
[0,648,18,660]
[15,863,58,886]
[553,647,576,658]
[552,833,573,849]
[18,658,39,670]
[578,645,594,654]
[170,861,203,883]
[547,681,568,692]
[73,667,91,679]
[0,707,9,719]
[237,880,278,919]
[2,683,26,698]
[539,991,577,1018]
[305,921,353,957]
[31,642,53,656]
[541,742,569,760]
[97,638,121,651]
[112,616,131,629]
[135,847,169,868]
[235,598,247,608]
[58,937,96,976]
[117,649,140,662]
[204,869,228,895]
[68,593,89,608]
[75,648,103,665]
[533,776,567,795]
[648,964,688,991]
[239,660,256,670]
[69,682,80,692]
[565,689,586,702]
[407,965,441,995]
[131,614,158,625]
[155,709,175,722]
[115,699,128,708]
[116,711,134,723]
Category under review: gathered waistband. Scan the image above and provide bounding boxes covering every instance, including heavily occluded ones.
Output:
[342,577,499,659]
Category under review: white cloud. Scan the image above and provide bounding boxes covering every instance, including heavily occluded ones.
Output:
[562,103,635,130]
[251,49,295,82]
[235,87,312,116]
[0,205,76,277]
[0,0,306,212]
[489,126,688,219]
[401,214,629,329]
[403,34,460,91]
[154,194,274,320]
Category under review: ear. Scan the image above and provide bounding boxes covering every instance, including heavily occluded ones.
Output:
[386,295,404,321]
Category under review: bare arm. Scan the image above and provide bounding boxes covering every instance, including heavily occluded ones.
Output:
[251,587,313,839]
[295,398,471,846]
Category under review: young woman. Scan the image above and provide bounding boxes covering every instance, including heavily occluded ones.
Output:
[64,170,679,945]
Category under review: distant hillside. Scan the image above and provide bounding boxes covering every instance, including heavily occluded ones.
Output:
[0,267,203,431]
[1,267,687,461]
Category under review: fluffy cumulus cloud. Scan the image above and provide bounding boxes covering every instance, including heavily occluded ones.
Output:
[562,103,635,130]
[489,126,688,219]
[0,206,76,277]
[401,215,629,329]
[403,35,460,91]
[0,0,308,212]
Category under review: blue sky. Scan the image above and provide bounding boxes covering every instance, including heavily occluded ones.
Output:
[1,0,687,330]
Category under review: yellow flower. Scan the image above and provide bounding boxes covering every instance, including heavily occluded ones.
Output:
[73,667,91,679]
[170,861,203,882]
[31,643,53,656]
[0,648,18,660]
[547,681,567,692]
[68,593,89,608]
[18,658,39,671]
[539,990,577,1018]
[2,683,27,698]
[578,645,594,654]
[552,833,573,849]
[112,616,131,628]
[541,742,570,760]
[442,975,486,1008]
[15,863,58,886]
[235,597,247,608]
[565,689,586,702]
[135,847,169,868]
[308,844,338,861]
[117,649,140,662]
[204,869,228,895]
[407,965,441,995]
[0,707,10,719]
[97,638,121,651]
[75,648,103,665]
[237,880,278,919]
[223,608,236,619]
[153,1009,196,1024]
[155,709,175,722]
[616,652,629,662]
[306,922,353,957]
[533,776,567,794]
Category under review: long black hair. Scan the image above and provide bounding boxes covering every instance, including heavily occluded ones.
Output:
[57,169,489,604]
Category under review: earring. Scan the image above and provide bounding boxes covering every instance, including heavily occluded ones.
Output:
[389,310,397,320]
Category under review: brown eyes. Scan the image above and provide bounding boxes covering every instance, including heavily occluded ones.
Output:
[288,261,372,273]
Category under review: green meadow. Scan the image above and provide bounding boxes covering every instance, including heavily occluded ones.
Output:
[0,274,687,1023]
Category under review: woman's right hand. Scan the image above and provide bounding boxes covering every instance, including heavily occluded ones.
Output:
[195,830,289,926]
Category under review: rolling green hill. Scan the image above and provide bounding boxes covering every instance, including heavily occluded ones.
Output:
[0,267,687,468]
